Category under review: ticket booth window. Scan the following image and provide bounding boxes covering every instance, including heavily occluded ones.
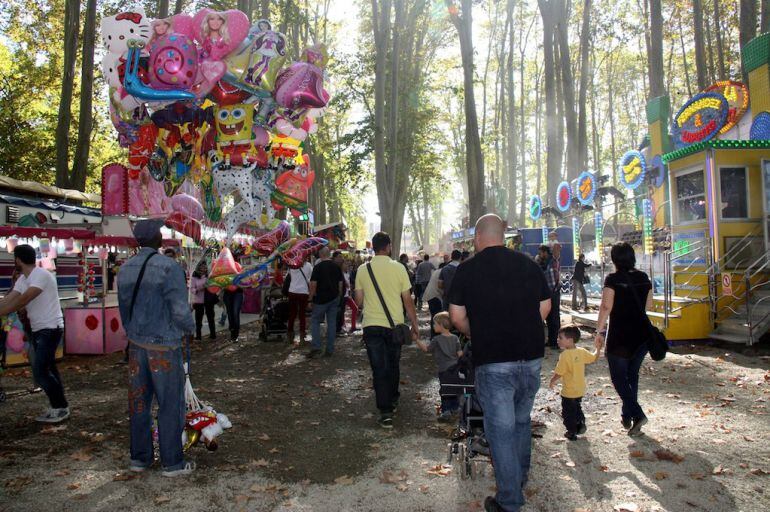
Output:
[675,169,706,223]
[719,167,748,219]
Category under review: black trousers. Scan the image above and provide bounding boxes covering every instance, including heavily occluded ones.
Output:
[193,303,216,338]
[561,396,585,434]
[546,290,561,346]
[363,326,402,414]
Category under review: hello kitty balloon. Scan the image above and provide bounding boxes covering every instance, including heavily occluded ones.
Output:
[101,8,151,56]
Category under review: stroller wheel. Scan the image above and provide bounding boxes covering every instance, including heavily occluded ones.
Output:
[458,444,469,480]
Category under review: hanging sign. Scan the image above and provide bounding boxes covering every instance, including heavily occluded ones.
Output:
[572,217,580,259]
[528,195,542,221]
[556,181,572,212]
[541,226,549,244]
[671,91,729,148]
[618,150,647,190]
[575,171,596,205]
[705,81,749,134]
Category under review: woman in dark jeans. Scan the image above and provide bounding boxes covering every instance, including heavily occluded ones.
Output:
[595,242,652,436]
[223,287,244,342]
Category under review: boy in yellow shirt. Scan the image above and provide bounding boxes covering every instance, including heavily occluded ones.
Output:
[549,325,601,440]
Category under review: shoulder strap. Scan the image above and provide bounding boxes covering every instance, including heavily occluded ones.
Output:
[621,272,655,332]
[366,262,395,328]
[128,252,158,322]
[299,266,310,288]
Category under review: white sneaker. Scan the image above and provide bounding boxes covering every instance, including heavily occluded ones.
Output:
[36,407,70,423]
[162,460,196,478]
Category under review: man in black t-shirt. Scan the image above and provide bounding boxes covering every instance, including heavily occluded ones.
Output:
[448,214,551,512]
[308,247,344,358]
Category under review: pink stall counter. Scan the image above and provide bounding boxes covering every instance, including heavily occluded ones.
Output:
[63,297,127,355]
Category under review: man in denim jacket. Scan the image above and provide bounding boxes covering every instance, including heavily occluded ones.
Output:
[117,219,195,477]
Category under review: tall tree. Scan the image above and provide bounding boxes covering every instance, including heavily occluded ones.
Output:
[447,0,486,224]
[740,0,758,50]
[505,0,518,225]
[576,0,592,171]
[693,0,709,90]
[54,0,79,189]
[763,0,770,32]
[713,0,727,78]
[537,0,563,200]
[158,0,169,18]
[647,0,665,98]
[554,0,579,179]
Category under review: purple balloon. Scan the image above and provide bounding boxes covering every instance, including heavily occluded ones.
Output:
[273,62,327,110]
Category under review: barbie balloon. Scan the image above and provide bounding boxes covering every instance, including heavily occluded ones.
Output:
[101,163,129,216]
[193,9,250,61]
[171,193,205,220]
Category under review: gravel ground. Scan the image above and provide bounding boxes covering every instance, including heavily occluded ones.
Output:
[0,311,769,512]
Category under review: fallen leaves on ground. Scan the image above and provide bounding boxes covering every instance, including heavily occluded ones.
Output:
[653,449,684,463]
[613,503,639,512]
[154,495,171,505]
[252,459,270,468]
[419,484,429,493]
[379,469,408,484]
[40,425,67,434]
[112,472,139,481]
[334,475,354,485]
[427,464,452,477]
[258,433,270,441]
[4,476,33,492]
[630,450,645,458]
[654,471,669,480]
[70,448,94,462]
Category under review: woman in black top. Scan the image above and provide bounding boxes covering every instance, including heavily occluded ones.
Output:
[594,243,652,436]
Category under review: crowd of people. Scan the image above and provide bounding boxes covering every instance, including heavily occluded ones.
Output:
[0,215,656,511]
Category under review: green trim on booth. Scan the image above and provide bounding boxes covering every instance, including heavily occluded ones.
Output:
[662,139,770,163]
[646,95,671,125]
[742,32,770,74]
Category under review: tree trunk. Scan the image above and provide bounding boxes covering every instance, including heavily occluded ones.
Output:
[538,0,562,203]
[555,0,579,180]
[505,0,518,225]
[158,0,169,18]
[648,0,665,98]
[69,0,97,192]
[678,15,694,97]
[693,0,709,90]
[714,0,727,78]
[448,0,486,224]
[576,0,592,171]
[762,0,770,32]
[260,0,271,19]
[705,2,717,82]
[174,0,184,15]
[54,0,80,189]
[371,0,392,240]
[741,0,758,51]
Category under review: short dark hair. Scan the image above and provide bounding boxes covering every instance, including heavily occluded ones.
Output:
[611,242,636,272]
[451,249,462,261]
[423,254,429,261]
[372,232,391,253]
[14,244,36,265]
[538,244,551,255]
[558,324,581,343]
[332,250,342,259]
[163,248,176,257]
[579,253,585,260]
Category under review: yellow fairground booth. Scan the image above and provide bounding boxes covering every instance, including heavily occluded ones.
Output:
[643,32,770,344]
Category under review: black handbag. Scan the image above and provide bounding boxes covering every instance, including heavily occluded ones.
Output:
[366,263,412,345]
[622,272,668,361]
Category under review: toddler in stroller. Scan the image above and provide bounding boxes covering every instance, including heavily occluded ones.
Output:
[259,286,290,342]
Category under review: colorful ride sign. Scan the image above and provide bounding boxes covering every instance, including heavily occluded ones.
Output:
[575,171,596,206]
[671,91,729,148]
[556,181,572,212]
[529,195,542,221]
[618,150,647,190]
[704,81,749,134]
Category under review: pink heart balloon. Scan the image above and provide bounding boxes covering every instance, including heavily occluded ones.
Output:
[192,60,226,97]
[273,62,327,110]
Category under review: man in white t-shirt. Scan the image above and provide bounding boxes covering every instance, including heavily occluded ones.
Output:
[0,244,68,423]
[286,257,312,344]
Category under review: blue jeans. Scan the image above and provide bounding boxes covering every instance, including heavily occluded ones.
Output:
[310,298,338,353]
[607,343,648,421]
[475,359,542,512]
[363,326,402,414]
[31,328,67,409]
[223,290,244,340]
[128,344,186,471]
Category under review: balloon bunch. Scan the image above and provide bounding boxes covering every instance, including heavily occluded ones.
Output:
[100,7,330,239]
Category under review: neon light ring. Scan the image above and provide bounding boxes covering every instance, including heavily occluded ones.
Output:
[556,181,572,212]
[529,195,542,221]
[671,91,728,149]
[618,150,647,191]
[575,171,596,206]
[649,155,666,188]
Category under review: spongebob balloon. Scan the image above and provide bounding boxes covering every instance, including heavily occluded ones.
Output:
[212,103,267,167]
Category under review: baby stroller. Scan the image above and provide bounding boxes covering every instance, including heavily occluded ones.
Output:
[259,286,290,342]
[445,344,491,480]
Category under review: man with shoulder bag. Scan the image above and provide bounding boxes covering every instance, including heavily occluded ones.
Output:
[354,232,419,429]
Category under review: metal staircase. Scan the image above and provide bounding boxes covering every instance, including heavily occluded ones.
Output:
[711,246,770,345]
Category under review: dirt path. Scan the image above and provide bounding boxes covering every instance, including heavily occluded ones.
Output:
[1,313,768,511]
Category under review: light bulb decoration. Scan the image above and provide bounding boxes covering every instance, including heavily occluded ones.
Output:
[541,226,549,244]
[595,211,604,262]
[671,91,729,148]
[575,171,596,206]
[618,150,647,191]
[642,198,654,255]
[572,217,580,260]
[529,195,542,221]
[556,181,572,212]
[704,80,749,134]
